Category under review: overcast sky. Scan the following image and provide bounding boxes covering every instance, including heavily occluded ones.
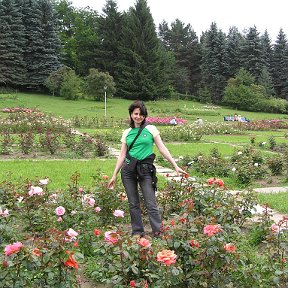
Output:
[71,0,287,42]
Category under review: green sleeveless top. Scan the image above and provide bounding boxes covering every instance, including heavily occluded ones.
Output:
[121,125,159,160]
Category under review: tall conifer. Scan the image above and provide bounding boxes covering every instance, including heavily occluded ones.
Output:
[239,26,264,83]
[201,22,228,102]
[0,0,26,87]
[271,29,288,99]
[116,0,168,100]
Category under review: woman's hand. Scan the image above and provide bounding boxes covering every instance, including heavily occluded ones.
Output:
[175,166,188,176]
[108,176,116,190]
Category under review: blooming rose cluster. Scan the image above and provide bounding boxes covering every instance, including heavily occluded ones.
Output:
[224,243,236,253]
[4,242,24,256]
[203,224,223,237]
[104,231,119,244]
[207,177,224,188]
[156,249,177,266]
[64,251,78,269]
[113,209,125,217]
[137,238,151,248]
[66,228,78,242]
[55,206,66,216]
[82,195,95,207]
[28,186,44,196]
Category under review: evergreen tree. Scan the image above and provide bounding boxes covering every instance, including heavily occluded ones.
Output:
[226,26,243,78]
[159,19,201,96]
[201,22,228,103]
[116,0,169,100]
[22,0,45,88]
[39,0,61,76]
[158,20,170,48]
[96,0,123,80]
[0,0,26,87]
[258,66,275,97]
[260,30,273,73]
[271,29,288,99]
[22,0,60,89]
[239,26,264,83]
[259,30,275,96]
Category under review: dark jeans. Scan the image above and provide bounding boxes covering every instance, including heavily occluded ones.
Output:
[121,163,161,235]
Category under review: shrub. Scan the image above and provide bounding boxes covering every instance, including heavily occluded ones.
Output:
[19,132,34,154]
[60,70,81,100]
[267,155,284,175]
[85,68,116,101]
[0,133,13,155]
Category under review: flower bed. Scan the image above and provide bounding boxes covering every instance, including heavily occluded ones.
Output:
[1,174,287,287]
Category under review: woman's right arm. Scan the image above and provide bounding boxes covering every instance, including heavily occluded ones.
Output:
[107,142,127,189]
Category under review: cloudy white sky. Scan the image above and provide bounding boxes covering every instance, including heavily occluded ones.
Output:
[72,0,287,42]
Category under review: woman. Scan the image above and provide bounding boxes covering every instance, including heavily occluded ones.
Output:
[108,100,187,237]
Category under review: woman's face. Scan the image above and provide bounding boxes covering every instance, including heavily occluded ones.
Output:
[131,108,145,127]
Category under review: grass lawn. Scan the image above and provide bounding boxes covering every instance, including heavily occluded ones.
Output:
[155,142,238,157]
[1,92,287,215]
[0,159,117,190]
[1,93,287,123]
[257,192,288,214]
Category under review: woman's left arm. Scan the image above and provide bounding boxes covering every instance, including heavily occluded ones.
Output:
[154,134,187,175]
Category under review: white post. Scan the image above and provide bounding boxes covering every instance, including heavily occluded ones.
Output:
[104,86,107,117]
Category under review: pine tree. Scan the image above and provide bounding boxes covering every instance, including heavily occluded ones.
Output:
[239,26,264,83]
[21,0,60,89]
[96,0,123,80]
[226,26,243,78]
[0,0,26,87]
[38,0,61,77]
[116,0,169,100]
[201,22,228,103]
[158,19,201,96]
[260,30,273,73]
[271,29,288,99]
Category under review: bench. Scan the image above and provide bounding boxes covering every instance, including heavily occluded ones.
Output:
[224,116,250,122]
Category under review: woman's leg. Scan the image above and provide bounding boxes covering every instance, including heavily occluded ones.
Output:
[121,168,144,236]
[139,165,161,234]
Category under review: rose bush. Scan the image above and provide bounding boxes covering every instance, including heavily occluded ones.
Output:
[0,164,287,287]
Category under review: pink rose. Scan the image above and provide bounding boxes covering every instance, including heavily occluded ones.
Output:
[224,243,236,253]
[28,186,44,196]
[87,197,95,207]
[4,242,24,256]
[113,210,125,217]
[95,207,101,213]
[156,249,177,266]
[203,224,223,237]
[271,223,280,234]
[137,238,151,248]
[104,231,119,244]
[57,217,63,222]
[67,228,78,240]
[79,187,84,193]
[55,206,65,216]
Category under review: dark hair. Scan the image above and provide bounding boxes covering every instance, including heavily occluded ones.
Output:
[128,100,148,128]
